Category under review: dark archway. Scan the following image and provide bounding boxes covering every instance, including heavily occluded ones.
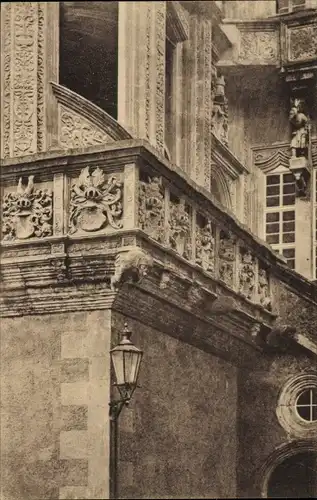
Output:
[267,451,317,498]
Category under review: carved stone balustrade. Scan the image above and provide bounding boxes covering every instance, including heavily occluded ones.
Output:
[2,140,316,366]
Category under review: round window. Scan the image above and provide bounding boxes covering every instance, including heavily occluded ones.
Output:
[295,388,317,423]
[276,374,317,438]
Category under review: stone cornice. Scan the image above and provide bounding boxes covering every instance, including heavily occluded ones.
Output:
[221,19,279,30]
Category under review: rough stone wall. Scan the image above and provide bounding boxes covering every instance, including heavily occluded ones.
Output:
[113,312,238,500]
[237,350,315,498]
[1,311,112,500]
[237,282,317,497]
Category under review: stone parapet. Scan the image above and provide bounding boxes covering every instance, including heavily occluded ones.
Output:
[2,140,316,363]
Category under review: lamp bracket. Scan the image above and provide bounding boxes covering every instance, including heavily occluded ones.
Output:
[109,398,130,421]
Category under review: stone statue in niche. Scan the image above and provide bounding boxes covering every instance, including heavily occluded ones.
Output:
[2,176,53,241]
[258,268,272,310]
[238,249,255,300]
[139,176,164,243]
[69,167,123,234]
[218,230,235,285]
[289,98,309,158]
[195,221,215,273]
[212,75,229,147]
[169,202,191,259]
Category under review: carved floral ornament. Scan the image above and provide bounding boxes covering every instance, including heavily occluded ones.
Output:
[2,176,53,241]
[169,200,191,259]
[59,108,114,149]
[139,176,164,243]
[238,248,255,301]
[258,267,272,310]
[195,219,215,274]
[218,230,236,285]
[69,167,123,234]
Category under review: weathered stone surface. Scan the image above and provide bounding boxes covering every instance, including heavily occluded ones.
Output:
[113,312,238,500]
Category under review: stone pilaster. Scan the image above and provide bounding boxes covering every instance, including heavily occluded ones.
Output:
[0,2,59,159]
[118,1,166,155]
[183,16,214,190]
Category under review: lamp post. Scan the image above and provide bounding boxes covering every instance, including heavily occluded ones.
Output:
[109,323,143,500]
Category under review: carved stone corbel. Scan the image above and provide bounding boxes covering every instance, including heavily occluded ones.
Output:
[210,296,238,315]
[186,283,206,307]
[159,270,171,290]
[110,248,154,291]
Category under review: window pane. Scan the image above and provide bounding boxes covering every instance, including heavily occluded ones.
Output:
[297,390,311,406]
[312,405,317,422]
[266,223,280,234]
[312,388,317,405]
[267,175,280,185]
[267,185,280,196]
[283,211,295,221]
[283,221,295,232]
[282,195,295,206]
[267,197,280,207]
[267,234,279,244]
[283,184,295,194]
[297,405,310,421]
[282,248,295,258]
[283,173,294,183]
[287,259,295,270]
[266,212,279,223]
[283,233,295,243]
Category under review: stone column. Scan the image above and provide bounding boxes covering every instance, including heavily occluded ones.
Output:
[118,1,166,155]
[0,2,59,159]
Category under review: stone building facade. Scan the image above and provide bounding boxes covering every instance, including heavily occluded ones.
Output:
[0,1,317,499]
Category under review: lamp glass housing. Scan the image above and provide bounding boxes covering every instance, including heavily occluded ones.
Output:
[110,324,143,401]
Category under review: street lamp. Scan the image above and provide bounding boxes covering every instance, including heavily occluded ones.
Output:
[109,323,143,499]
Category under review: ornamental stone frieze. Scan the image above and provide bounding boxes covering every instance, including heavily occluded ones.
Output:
[3,141,314,362]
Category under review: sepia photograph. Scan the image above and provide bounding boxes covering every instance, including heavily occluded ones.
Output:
[0,1,317,499]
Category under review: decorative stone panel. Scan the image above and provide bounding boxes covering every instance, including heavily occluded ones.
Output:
[59,108,114,149]
[288,23,317,63]
[0,2,59,158]
[195,214,216,274]
[68,167,123,235]
[2,176,53,241]
[257,265,272,311]
[138,175,165,243]
[218,230,236,288]
[239,29,279,64]
[168,197,191,260]
[238,247,256,301]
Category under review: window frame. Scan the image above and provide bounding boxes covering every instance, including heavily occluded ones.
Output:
[264,167,296,269]
[276,374,317,438]
[295,388,317,423]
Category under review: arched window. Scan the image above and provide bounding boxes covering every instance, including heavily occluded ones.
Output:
[267,451,317,498]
